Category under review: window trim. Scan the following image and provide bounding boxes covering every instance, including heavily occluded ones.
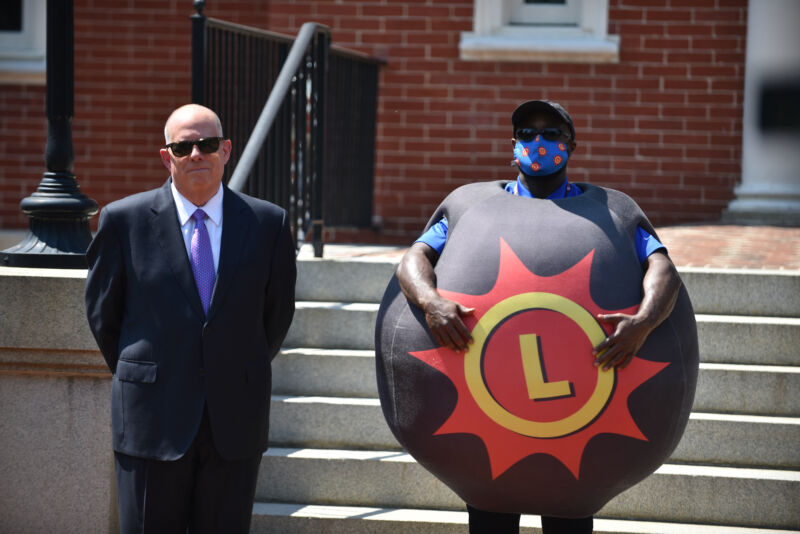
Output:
[460,0,620,63]
[0,0,46,85]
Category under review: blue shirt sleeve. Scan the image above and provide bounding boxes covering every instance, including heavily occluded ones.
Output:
[635,227,666,263]
[418,216,662,263]
[415,217,449,254]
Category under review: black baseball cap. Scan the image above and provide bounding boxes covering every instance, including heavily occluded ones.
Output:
[511,100,575,140]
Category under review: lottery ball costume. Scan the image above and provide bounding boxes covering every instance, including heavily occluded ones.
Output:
[375,181,699,517]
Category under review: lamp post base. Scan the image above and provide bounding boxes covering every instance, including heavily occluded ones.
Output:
[1,172,98,269]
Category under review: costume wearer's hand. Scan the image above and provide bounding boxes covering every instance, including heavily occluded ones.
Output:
[424,295,475,352]
[592,313,653,370]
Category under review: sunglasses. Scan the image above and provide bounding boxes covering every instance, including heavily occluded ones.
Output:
[165,137,224,157]
[514,128,567,142]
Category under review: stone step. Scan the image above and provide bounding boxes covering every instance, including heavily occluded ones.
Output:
[679,267,800,318]
[284,301,379,350]
[270,395,391,451]
[695,362,800,416]
[674,412,800,468]
[273,349,800,416]
[696,314,800,365]
[272,348,377,398]
[296,257,397,304]
[295,253,800,317]
[256,448,800,529]
[250,502,800,534]
[269,396,800,468]
[284,304,800,363]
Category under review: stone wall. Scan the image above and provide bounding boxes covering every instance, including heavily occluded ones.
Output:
[0,267,117,534]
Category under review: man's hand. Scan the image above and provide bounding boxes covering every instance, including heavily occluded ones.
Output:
[397,242,476,352]
[423,295,474,352]
[592,313,653,370]
[592,250,681,371]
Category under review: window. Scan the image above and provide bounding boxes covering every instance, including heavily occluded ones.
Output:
[460,0,619,63]
[0,0,46,84]
[511,0,580,26]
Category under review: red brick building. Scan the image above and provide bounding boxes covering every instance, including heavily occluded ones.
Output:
[0,0,748,244]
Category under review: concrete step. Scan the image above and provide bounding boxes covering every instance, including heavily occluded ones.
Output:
[674,412,800,468]
[696,314,800,365]
[296,257,397,303]
[284,301,379,350]
[273,349,800,416]
[270,396,392,451]
[256,448,800,529]
[269,396,800,468]
[251,502,800,534]
[294,252,800,317]
[695,362,800,416]
[284,306,800,363]
[679,267,800,318]
[272,348,377,398]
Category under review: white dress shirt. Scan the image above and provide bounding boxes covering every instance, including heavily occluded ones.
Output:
[170,181,224,273]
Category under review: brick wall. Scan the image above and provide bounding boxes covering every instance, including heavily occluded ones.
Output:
[0,1,273,230]
[0,0,747,245]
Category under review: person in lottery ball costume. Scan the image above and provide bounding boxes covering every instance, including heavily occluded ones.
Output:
[389,100,688,533]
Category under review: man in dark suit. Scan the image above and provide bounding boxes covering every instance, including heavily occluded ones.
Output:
[85,104,296,533]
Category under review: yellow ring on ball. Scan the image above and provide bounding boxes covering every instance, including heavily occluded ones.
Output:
[464,292,615,438]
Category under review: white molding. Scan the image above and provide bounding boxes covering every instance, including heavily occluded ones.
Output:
[462,0,619,63]
[0,0,46,85]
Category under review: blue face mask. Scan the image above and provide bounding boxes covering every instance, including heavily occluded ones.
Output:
[513,135,569,177]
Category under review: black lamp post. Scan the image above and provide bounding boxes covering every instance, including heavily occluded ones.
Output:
[1,0,97,269]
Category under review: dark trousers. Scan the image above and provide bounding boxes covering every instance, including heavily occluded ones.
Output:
[467,505,593,534]
[114,407,262,534]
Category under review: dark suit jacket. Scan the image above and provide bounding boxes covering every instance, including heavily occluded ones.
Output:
[85,180,296,461]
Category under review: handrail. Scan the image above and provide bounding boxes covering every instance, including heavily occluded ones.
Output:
[227,22,329,193]
[193,5,382,258]
[204,16,297,44]
[204,17,384,65]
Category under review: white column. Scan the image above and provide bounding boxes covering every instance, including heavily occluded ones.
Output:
[725,0,800,225]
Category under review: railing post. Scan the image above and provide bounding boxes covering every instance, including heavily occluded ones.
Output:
[191,1,207,104]
[311,30,330,258]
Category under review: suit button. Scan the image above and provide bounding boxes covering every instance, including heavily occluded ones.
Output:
[203,325,210,334]
[198,368,205,376]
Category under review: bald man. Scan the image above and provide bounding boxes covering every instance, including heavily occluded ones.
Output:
[85,104,296,533]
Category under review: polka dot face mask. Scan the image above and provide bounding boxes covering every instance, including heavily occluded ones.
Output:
[513,135,569,177]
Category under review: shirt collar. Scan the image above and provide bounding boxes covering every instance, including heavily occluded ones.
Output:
[514,176,571,199]
[170,180,224,228]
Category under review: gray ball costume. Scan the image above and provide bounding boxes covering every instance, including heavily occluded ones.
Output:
[375,181,698,517]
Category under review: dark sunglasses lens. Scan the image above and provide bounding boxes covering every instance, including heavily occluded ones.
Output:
[197,138,221,153]
[541,128,563,141]
[515,129,536,142]
[515,128,564,142]
[170,141,193,157]
[169,138,221,157]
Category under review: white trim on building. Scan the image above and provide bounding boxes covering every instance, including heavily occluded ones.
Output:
[0,0,46,85]
[460,0,619,63]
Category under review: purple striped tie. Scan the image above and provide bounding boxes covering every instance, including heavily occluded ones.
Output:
[190,209,215,315]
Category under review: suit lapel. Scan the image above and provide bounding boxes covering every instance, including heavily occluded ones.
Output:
[207,186,249,320]
[150,180,205,319]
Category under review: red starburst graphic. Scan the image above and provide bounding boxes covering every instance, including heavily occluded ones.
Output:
[410,239,668,479]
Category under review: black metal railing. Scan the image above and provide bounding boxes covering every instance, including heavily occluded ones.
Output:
[191,5,381,256]
[324,50,379,228]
